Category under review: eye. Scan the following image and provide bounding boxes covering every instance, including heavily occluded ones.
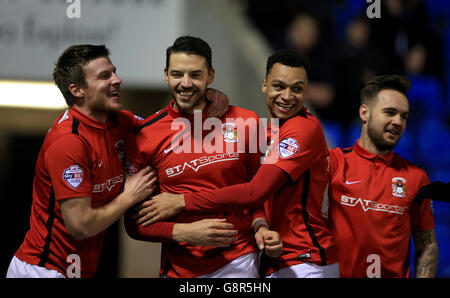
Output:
[292,86,303,93]
[272,84,284,91]
[170,72,182,78]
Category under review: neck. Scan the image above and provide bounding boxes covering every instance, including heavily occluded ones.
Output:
[172,98,207,114]
[73,104,108,123]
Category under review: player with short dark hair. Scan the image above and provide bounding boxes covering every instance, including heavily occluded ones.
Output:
[124,36,282,278]
[328,75,438,277]
[139,49,340,278]
[6,44,157,278]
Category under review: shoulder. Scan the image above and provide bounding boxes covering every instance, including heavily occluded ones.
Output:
[116,110,145,123]
[393,153,428,177]
[225,105,259,120]
[133,107,170,134]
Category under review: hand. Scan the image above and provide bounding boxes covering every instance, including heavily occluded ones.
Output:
[206,88,229,117]
[132,192,185,226]
[122,166,157,207]
[172,218,238,247]
[254,226,283,257]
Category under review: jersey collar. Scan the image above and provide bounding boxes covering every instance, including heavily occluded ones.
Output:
[354,139,394,163]
[69,107,110,130]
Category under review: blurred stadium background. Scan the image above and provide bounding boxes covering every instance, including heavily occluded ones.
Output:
[0,0,448,277]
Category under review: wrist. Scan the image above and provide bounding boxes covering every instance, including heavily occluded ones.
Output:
[252,218,269,233]
[172,223,186,242]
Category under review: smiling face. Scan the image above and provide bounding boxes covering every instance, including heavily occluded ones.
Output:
[164,52,214,114]
[71,56,122,122]
[360,89,409,154]
[263,63,308,120]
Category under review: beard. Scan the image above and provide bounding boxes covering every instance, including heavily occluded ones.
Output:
[171,87,207,114]
[367,119,400,153]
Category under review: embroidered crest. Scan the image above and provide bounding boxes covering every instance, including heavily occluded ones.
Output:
[222,122,238,143]
[392,177,407,198]
[279,137,299,159]
[63,165,84,189]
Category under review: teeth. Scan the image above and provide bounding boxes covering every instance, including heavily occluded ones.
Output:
[276,103,293,109]
[179,91,194,96]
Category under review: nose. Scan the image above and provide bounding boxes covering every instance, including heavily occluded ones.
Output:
[281,88,293,101]
[111,72,122,86]
[181,74,193,88]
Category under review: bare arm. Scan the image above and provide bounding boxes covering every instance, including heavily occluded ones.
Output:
[413,229,438,278]
[60,166,156,240]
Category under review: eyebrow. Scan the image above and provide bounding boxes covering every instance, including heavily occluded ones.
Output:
[382,107,409,115]
[271,79,305,85]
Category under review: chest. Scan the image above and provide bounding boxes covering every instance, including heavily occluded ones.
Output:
[332,159,417,217]
[149,123,251,191]
[87,129,126,205]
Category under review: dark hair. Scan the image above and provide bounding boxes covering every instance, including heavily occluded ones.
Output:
[52,45,110,106]
[360,75,411,105]
[166,35,213,71]
[266,49,310,76]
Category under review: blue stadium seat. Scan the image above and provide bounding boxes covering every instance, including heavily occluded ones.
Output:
[416,118,450,169]
[407,75,444,119]
[321,120,345,148]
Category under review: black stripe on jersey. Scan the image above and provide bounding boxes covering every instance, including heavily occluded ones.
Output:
[342,148,353,154]
[72,117,80,136]
[38,189,57,267]
[133,110,168,134]
[298,108,307,118]
[300,169,327,265]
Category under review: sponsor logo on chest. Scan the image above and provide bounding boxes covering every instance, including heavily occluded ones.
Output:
[340,195,408,215]
[165,152,240,178]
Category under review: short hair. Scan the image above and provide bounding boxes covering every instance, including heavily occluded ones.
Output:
[52,45,110,106]
[166,35,213,71]
[360,75,411,105]
[266,49,310,77]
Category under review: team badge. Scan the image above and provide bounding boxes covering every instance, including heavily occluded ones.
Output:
[63,165,84,189]
[392,177,407,198]
[279,138,299,159]
[222,122,238,143]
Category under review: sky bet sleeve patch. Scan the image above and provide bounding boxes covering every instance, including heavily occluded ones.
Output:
[278,137,299,159]
[63,165,84,189]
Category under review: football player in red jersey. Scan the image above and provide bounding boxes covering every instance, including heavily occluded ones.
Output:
[6,45,157,278]
[124,36,282,278]
[133,49,340,278]
[327,75,438,277]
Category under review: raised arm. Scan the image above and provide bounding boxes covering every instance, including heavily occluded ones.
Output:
[134,164,289,225]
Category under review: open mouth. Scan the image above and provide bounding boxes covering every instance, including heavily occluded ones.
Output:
[385,127,401,137]
[177,90,196,101]
[275,102,295,113]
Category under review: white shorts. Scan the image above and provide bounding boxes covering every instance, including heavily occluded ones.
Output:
[6,256,65,278]
[160,252,259,278]
[266,262,340,278]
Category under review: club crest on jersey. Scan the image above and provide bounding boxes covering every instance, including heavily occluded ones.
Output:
[222,122,238,143]
[63,165,84,189]
[392,177,407,198]
[279,138,299,159]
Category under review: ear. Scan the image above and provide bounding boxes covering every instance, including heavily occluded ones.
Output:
[207,68,215,85]
[68,83,84,100]
[359,104,369,123]
[262,78,267,93]
[164,68,169,83]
